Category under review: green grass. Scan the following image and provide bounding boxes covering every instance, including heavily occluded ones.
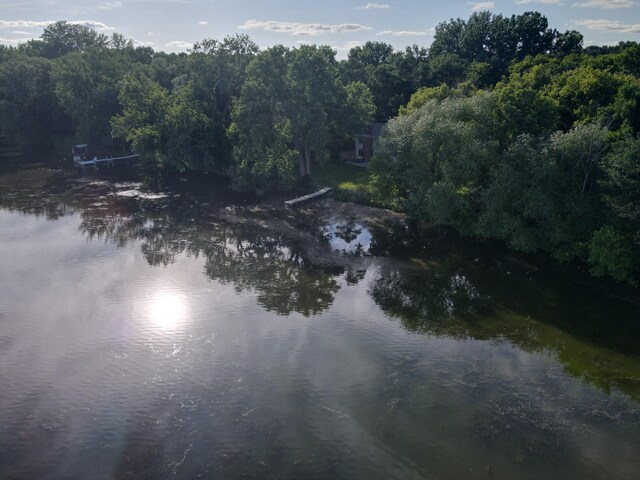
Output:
[314,161,374,193]
[312,161,378,205]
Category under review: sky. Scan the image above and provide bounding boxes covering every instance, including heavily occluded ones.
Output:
[1,0,639,57]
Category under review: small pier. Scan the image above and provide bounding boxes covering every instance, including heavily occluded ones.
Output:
[285,187,332,208]
[74,154,139,168]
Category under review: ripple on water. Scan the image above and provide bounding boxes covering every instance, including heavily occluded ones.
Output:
[1,179,640,480]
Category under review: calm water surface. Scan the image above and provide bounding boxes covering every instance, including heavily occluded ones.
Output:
[1,169,639,479]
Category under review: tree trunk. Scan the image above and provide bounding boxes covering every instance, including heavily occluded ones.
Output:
[298,144,312,179]
[298,154,306,178]
[305,147,312,178]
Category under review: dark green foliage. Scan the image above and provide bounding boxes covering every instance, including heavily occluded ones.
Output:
[172,34,259,172]
[38,21,110,58]
[601,134,640,232]
[425,11,582,88]
[478,125,608,254]
[228,46,297,191]
[111,64,171,168]
[372,93,499,232]
[0,11,638,285]
[340,41,428,120]
[588,226,637,284]
[425,54,469,87]
[52,48,133,149]
[595,134,640,282]
[230,44,374,190]
[554,30,585,57]
[0,53,72,152]
[113,35,259,174]
[375,76,639,283]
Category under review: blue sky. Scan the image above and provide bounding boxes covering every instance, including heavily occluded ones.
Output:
[1,1,639,57]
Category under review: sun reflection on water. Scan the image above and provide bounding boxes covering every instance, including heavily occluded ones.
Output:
[147,292,188,331]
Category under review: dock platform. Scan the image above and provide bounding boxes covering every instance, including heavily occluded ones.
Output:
[74,154,139,168]
[285,187,332,208]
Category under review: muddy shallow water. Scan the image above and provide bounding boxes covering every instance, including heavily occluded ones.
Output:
[0,169,639,479]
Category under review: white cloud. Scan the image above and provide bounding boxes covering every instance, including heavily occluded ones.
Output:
[296,40,365,52]
[238,19,372,36]
[572,0,635,7]
[334,41,364,58]
[165,40,192,49]
[133,39,154,47]
[97,1,123,10]
[516,0,562,4]
[0,36,36,45]
[296,40,364,59]
[584,39,620,45]
[356,3,391,9]
[469,1,495,9]
[0,20,54,29]
[0,19,114,31]
[199,21,208,26]
[71,20,114,31]
[340,40,365,50]
[574,19,640,32]
[376,30,432,36]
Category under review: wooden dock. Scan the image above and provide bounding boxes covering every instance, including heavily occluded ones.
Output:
[285,187,332,208]
[74,154,139,168]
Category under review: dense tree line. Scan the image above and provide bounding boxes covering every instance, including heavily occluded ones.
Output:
[372,44,640,284]
[1,12,584,172]
[0,21,375,184]
[0,13,638,283]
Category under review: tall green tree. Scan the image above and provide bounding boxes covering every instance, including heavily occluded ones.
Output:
[478,124,609,255]
[111,65,170,168]
[0,53,72,152]
[182,34,259,171]
[228,46,294,190]
[341,41,424,120]
[546,65,640,132]
[426,11,583,88]
[231,44,374,190]
[371,93,499,231]
[52,48,131,149]
[591,133,640,282]
[36,21,110,59]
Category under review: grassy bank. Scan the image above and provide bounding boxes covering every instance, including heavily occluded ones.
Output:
[313,161,377,205]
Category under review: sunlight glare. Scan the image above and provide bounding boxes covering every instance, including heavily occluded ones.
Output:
[147,292,188,331]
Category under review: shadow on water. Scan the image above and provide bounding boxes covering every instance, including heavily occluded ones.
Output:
[1,167,639,402]
[322,214,640,401]
[369,240,640,400]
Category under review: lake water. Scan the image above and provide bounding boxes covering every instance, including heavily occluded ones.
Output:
[1,169,639,479]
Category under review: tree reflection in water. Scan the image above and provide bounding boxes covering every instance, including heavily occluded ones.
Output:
[0,169,344,317]
[369,249,640,401]
[2,168,639,400]
[371,270,491,324]
[79,204,341,317]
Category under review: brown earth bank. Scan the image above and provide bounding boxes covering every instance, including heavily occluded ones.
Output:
[0,167,406,272]
[216,197,406,269]
[1,166,638,306]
